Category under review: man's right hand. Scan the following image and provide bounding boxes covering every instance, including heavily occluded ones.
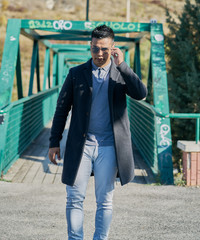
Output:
[48,147,61,165]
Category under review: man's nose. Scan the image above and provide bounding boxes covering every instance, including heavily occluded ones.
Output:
[97,49,104,55]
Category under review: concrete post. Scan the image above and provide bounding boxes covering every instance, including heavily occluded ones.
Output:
[177,141,200,186]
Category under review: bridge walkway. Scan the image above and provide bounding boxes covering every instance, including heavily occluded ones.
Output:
[3,117,155,185]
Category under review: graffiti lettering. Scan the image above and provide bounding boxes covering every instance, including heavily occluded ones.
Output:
[28,20,137,32]
[84,22,93,29]
[10,36,16,41]
[159,124,171,147]
[156,117,162,124]
[155,34,164,42]
[28,20,53,29]
[84,21,136,31]
[1,60,13,85]
[28,20,73,30]
[28,20,36,29]
[53,20,72,30]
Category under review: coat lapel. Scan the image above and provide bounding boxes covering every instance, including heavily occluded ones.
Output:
[108,59,120,120]
[83,59,93,93]
[109,59,120,84]
[108,59,120,99]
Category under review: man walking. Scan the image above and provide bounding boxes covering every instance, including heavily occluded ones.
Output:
[49,24,147,240]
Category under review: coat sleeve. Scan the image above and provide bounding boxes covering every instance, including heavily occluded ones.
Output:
[49,69,73,148]
[117,61,147,100]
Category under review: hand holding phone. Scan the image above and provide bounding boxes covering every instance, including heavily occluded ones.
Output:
[111,47,124,66]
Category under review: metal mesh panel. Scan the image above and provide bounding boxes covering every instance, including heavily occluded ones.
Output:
[1,88,59,173]
[128,97,158,174]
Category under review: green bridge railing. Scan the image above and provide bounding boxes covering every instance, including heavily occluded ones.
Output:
[128,99,158,175]
[3,18,197,184]
[128,100,200,183]
[0,88,59,174]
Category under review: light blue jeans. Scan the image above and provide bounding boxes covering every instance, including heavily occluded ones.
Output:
[66,144,117,240]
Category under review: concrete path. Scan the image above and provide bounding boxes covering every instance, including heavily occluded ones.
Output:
[0,120,200,240]
[0,180,200,240]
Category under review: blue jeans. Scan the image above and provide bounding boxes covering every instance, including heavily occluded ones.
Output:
[66,144,117,240]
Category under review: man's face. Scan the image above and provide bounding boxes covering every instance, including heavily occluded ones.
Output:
[90,37,114,68]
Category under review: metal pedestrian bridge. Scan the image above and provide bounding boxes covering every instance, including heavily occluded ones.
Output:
[0,19,199,184]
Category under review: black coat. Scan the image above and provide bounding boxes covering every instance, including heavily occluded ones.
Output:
[49,59,147,186]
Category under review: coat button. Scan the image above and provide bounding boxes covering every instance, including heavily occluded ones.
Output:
[83,134,86,137]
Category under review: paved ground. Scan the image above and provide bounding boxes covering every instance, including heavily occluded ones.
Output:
[0,120,200,240]
[0,180,200,240]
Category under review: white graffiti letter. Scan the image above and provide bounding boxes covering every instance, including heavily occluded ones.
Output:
[63,21,72,30]
[159,124,171,147]
[85,22,92,29]
[53,20,72,30]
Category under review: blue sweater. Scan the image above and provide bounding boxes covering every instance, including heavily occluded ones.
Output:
[86,60,114,146]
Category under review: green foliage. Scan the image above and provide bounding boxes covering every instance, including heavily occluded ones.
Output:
[174,172,186,186]
[0,178,11,182]
[165,0,200,170]
[173,159,186,186]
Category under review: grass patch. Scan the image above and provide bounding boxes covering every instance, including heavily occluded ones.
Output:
[0,178,12,183]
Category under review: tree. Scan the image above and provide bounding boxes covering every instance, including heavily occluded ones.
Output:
[165,0,200,170]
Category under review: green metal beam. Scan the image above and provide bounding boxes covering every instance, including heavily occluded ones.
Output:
[133,42,142,80]
[125,50,130,66]
[38,33,140,42]
[196,118,200,143]
[16,44,23,99]
[65,59,90,63]
[52,53,58,87]
[21,20,150,33]
[21,29,53,49]
[28,40,39,96]
[0,19,21,109]
[146,53,153,104]
[52,44,90,50]
[58,53,65,85]
[51,44,129,54]
[52,43,129,50]
[150,22,173,184]
[20,29,40,41]
[64,54,90,60]
[36,46,41,92]
[56,51,91,57]
[86,0,90,21]
[43,48,51,90]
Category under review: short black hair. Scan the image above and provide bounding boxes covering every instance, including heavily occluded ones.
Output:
[91,25,114,40]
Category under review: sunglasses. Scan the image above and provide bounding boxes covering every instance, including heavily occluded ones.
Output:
[91,46,111,54]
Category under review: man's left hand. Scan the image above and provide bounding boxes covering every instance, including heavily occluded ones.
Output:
[111,47,124,66]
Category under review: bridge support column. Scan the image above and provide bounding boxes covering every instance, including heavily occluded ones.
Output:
[0,112,9,176]
[150,22,174,184]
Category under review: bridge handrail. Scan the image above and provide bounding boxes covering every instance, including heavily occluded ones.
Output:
[0,86,61,114]
[139,101,200,144]
[0,85,61,174]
